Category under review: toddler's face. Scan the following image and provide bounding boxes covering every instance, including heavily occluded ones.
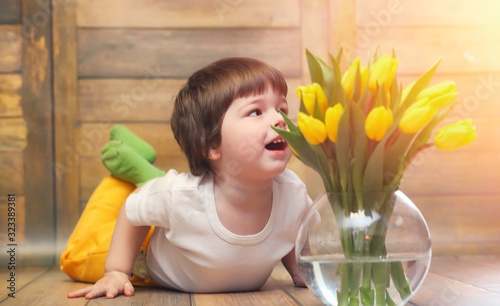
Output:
[211,86,292,181]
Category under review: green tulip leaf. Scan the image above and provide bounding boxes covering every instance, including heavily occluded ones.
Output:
[398,59,441,114]
[336,103,352,191]
[384,132,414,186]
[350,103,368,192]
[363,137,389,192]
[306,49,323,85]
[279,110,300,134]
[316,57,335,102]
[313,96,325,122]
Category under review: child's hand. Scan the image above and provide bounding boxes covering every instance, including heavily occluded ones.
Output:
[292,274,307,288]
[67,271,134,299]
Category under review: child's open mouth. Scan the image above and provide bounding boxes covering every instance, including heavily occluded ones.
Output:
[265,138,287,151]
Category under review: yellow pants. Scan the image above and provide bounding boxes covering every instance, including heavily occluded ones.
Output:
[60,176,156,286]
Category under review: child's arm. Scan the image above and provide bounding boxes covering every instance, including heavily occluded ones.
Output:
[67,202,150,299]
[281,247,306,287]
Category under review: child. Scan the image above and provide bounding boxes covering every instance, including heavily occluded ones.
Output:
[63,57,312,299]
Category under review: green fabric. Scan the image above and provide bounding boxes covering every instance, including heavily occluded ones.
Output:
[102,140,166,187]
[110,125,157,163]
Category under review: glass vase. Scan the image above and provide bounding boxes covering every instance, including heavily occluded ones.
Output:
[296,191,431,306]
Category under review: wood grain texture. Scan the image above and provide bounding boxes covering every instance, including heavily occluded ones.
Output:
[0,0,22,24]
[76,0,300,28]
[0,25,21,72]
[20,0,55,266]
[411,271,500,305]
[356,0,500,27]
[79,78,187,122]
[77,28,302,78]
[0,73,22,117]
[0,117,27,150]
[78,78,302,122]
[0,267,49,302]
[409,194,500,255]
[0,152,24,194]
[52,0,81,262]
[2,257,500,304]
[399,121,500,196]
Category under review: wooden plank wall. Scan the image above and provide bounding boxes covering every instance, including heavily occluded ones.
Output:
[0,0,27,265]
[332,0,500,254]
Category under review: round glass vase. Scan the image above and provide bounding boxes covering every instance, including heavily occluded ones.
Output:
[296,191,431,306]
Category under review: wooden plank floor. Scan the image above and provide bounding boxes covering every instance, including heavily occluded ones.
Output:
[1,256,499,305]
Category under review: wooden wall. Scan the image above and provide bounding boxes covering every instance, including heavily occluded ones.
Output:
[0,0,27,265]
[1,0,55,266]
[0,0,499,266]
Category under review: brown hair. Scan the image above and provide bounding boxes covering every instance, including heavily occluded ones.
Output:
[171,57,288,175]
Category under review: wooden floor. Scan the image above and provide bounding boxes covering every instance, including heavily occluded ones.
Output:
[1,255,499,305]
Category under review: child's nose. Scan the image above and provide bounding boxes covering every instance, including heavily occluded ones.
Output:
[272,112,286,129]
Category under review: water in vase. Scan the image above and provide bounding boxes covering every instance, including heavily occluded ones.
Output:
[298,254,430,306]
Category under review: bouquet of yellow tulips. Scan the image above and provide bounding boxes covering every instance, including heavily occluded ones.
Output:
[274,49,477,305]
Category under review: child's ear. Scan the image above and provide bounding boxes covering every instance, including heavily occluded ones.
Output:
[208,147,221,160]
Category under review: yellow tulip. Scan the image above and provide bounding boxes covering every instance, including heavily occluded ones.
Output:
[427,92,458,109]
[297,112,327,145]
[416,81,457,109]
[341,58,368,99]
[368,55,399,94]
[434,119,477,151]
[399,104,437,134]
[365,106,393,141]
[313,83,329,113]
[295,83,328,115]
[400,81,457,109]
[325,103,344,142]
[417,81,456,100]
[296,86,315,115]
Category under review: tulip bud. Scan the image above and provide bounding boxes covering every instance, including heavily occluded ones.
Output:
[312,83,329,113]
[365,106,393,141]
[417,81,456,100]
[368,55,399,94]
[417,81,457,109]
[434,119,477,151]
[399,104,437,134]
[296,83,328,115]
[342,58,368,99]
[296,86,316,115]
[297,112,328,145]
[325,103,344,143]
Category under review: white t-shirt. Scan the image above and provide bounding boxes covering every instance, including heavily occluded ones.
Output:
[126,169,311,293]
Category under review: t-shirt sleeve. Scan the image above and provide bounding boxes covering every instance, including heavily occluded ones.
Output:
[125,169,179,228]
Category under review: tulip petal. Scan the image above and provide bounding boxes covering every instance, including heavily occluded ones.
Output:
[365,106,393,141]
[297,112,327,145]
[399,105,437,134]
[325,103,344,142]
[434,119,477,151]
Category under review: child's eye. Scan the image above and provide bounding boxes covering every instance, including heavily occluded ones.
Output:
[248,110,262,117]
